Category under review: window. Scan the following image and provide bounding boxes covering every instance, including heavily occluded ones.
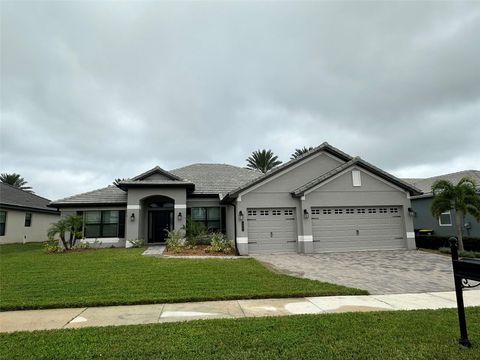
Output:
[389,208,399,214]
[260,210,269,216]
[334,209,343,214]
[346,209,354,214]
[0,211,6,236]
[272,210,282,216]
[357,209,366,214]
[311,209,321,215]
[379,208,388,214]
[84,210,125,238]
[190,207,224,232]
[352,170,362,187]
[368,208,376,214]
[247,210,256,216]
[439,211,452,226]
[24,212,32,227]
[284,209,293,216]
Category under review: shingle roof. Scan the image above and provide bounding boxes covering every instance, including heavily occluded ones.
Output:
[50,185,127,207]
[131,166,184,181]
[170,164,262,195]
[0,183,59,213]
[404,170,480,197]
[291,157,422,197]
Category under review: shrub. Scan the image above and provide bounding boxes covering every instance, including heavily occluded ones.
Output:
[128,238,145,248]
[415,235,480,252]
[165,230,184,253]
[43,238,63,254]
[437,246,480,258]
[206,233,232,254]
[184,218,209,246]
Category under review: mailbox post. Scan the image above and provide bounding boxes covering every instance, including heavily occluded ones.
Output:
[449,237,480,347]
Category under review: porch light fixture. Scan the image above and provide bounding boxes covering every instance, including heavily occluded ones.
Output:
[130,213,135,222]
[238,211,244,221]
[408,207,416,217]
[177,212,182,221]
[304,209,309,219]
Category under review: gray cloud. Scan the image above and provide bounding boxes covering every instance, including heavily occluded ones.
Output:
[1,1,479,199]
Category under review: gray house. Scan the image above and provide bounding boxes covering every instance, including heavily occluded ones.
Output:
[49,143,421,255]
[405,170,480,238]
[0,183,60,244]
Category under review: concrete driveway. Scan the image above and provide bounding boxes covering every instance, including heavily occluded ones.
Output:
[253,250,455,295]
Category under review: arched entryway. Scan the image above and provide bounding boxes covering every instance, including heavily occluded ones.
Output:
[142,196,174,243]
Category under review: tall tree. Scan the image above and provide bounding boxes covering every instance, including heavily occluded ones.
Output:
[0,173,33,193]
[246,149,282,174]
[431,177,480,251]
[290,146,314,160]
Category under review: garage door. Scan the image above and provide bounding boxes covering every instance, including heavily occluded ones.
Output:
[247,208,297,253]
[312,206,405,252]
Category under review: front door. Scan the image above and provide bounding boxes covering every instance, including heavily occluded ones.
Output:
[148,210,172,243]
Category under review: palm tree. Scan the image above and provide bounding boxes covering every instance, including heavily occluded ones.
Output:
[64,215,84,249]
[47,215,83,250]
[431,177,480,251]
[47,218,69,249]
[246,149,282,174]
[0,173,33,193]
[290,146,314,160]
[113,178,127,186]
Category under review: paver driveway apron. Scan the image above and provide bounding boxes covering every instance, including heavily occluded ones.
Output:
[253,250,455,295]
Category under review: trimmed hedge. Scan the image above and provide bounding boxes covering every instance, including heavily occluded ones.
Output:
[416,235,480,251]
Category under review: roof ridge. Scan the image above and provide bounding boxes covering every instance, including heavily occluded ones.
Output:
[131,166,185,181]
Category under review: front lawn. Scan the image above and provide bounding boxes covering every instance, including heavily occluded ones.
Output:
[0,243,365,310]
[1,308,479,359]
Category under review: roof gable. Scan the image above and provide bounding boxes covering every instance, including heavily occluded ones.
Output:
[292,157,422,197]
[131,166,185,181]
[223,142,352,200]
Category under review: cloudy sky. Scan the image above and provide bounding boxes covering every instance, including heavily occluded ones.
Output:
[1,1,479,200]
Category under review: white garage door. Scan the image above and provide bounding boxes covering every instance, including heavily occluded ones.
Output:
[312,206,406,252]
[247,208,297,253]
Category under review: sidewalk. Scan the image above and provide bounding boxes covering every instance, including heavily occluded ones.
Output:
[2,290,480,333]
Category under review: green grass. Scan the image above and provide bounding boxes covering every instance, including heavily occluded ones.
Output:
[1,308,479,359]
[0,243,365,310]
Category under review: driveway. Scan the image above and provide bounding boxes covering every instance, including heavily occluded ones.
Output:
[253,250,455,295]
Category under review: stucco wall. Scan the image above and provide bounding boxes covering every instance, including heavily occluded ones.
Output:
[0,208,59,244]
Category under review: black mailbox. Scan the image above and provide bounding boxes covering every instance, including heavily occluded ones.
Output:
[449,237,480,347]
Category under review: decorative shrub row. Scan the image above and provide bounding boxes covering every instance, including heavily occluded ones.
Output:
[415,235,480,252]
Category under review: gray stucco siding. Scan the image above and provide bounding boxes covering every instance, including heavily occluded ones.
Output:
[248,152,342,194]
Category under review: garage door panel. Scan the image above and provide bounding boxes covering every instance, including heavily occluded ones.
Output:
[247,208,297,254]
[312,206,406,252]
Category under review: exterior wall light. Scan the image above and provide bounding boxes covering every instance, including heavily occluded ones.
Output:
[130,213,135,222]
[304,209,309,219]
[238,211,244,221]
[177,212,182,221]
[408,207,416,217]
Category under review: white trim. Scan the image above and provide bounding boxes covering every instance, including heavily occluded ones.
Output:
[236,237,248,244]
[300,195,306,201]
[304,165,407,195]
[238,152,344,198]
[174,204,187,209]
[82,237,123,244]
[298,235,313,242]
[127,205,140,210]
[439,210,452,226]
[406,232,415,238]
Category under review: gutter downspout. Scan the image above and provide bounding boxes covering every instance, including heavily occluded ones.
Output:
[227,202,239,256]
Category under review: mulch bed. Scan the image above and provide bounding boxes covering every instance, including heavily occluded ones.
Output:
[164,245,235,256]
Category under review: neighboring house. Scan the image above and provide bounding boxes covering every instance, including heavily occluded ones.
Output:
[49,143,421,255]
[0,183,60,244]
[405,170,480,238]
